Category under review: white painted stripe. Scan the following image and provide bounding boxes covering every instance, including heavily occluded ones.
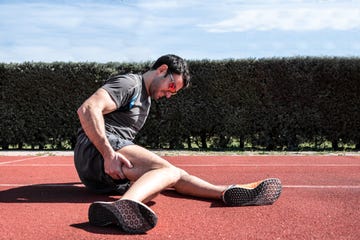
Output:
[0,183,84,187]
[0,183,359,189]
[0,155,47,165]
[0,164,73,167]
[1,163,359,167]
[283,185,360,189]
[176,164,360,167]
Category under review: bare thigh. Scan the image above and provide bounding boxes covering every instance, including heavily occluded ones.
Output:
[118,144,175,182]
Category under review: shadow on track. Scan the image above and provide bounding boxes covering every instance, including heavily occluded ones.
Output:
[0,182,118,203]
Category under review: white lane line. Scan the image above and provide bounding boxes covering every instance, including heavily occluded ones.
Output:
[1,163,359,167]
[177,164,360,167]
[0,183,359,189]
[283,185,360,189]
[0,164,73,167]
[0,183,84,187]
[0,156,47,165]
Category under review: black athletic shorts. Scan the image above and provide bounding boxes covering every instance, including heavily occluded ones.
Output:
[74,129,133,195]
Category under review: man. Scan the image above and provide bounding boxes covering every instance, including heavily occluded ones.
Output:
[74,54,282,234]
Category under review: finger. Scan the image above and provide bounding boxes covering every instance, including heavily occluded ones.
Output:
[114,155,126,179]
[121,157,133,169]
[118,165,126,179]
[109,172,120,180]
[116,153,133,168]
[104,168,118,179]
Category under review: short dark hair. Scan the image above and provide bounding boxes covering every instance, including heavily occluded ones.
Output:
[151,54,190,88]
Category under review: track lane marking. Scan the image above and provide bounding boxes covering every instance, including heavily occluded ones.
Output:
[0,183,359,189]
[0,183,84,187]
[0,163,359,167]
[0,156,47,165]
[283,185,360,189]
[177,164,360,167]
[0,164,73,167]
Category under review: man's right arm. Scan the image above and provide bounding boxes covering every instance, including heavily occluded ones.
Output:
[77,88,133,179]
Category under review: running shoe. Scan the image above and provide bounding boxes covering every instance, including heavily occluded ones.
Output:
[222,178,282,206]
[88,199,158,234]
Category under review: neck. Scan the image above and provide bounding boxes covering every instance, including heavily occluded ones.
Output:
[142,70,155,96]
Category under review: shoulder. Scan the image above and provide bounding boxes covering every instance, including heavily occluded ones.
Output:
[102,74,141,96]
[104,74,140,88]
[101,74,142,109]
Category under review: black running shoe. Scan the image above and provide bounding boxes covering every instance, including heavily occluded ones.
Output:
[88,199,158,234]
[222,178,282,206]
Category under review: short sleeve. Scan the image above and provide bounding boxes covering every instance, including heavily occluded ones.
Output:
[101,75,137,109]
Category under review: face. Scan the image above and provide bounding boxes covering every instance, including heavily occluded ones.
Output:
[150,71,183,100]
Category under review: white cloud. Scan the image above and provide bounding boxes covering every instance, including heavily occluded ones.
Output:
[199,6,360,32]
[0,0,359,62]
[136,0,182,10]
[0,2,141,30]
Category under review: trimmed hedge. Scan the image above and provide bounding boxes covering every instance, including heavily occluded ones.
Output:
[1,57,359,150]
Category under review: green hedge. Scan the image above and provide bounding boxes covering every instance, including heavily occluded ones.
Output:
[1,57,359,150]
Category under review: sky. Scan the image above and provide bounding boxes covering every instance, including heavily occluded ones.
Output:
[0,0,359,63]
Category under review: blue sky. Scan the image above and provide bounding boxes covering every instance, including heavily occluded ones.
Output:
[0,0,359,63]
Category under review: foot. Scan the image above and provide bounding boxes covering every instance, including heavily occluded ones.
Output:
[88,199,158,233]
[222,178,282,206]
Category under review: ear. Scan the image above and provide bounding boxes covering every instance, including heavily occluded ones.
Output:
[156,64,169,75]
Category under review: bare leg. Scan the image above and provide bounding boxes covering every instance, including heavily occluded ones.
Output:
[88,145,282,233]
[118,145,227,203]
[174,174,226,199]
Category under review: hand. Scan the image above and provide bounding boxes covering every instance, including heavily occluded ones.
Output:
[104,151,133,180]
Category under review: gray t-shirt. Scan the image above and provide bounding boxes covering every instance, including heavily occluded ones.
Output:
[102,74,151,141]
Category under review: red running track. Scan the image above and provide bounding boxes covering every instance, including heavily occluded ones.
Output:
[0,154,359,240]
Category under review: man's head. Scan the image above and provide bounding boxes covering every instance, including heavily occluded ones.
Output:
[146,54,191,100]
[151,54,190,89]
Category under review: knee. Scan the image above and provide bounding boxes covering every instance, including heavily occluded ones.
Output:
[163,166,187,185]
[178,168,189,177]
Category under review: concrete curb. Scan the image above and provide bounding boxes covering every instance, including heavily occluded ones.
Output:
[0,150,359,156]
